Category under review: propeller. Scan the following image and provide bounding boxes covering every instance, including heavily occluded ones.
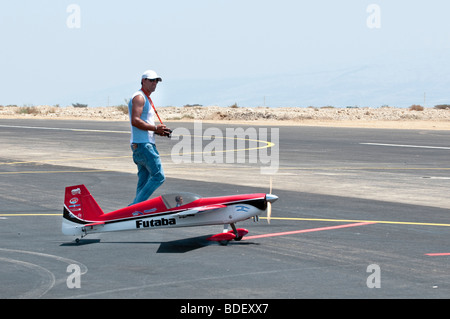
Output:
[267,177,272,224]
[265,176,278,224]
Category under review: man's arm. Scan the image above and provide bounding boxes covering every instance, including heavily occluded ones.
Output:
[131,95,167,135]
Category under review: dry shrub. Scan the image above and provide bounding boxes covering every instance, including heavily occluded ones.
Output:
[434,104,450,110]
[15,106,40,115]
[409,104,424,111]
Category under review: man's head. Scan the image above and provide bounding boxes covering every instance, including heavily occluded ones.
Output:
[141,70,162,94]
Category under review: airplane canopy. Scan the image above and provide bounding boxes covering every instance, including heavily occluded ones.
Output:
[161,192,201,209]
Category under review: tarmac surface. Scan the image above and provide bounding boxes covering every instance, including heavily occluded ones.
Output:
[1,118,450,300]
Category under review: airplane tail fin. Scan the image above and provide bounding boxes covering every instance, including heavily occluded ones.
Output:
[63,184,104,222]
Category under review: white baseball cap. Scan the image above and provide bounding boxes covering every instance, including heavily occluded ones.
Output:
[141,70,162,82]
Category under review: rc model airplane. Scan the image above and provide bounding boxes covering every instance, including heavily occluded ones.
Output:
[62,184,278,245]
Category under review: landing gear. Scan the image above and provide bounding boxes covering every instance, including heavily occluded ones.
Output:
[206,223,249,245]
[230,223,246,241]
[74,230,87,244]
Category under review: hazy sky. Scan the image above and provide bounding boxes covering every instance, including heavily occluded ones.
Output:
[1,1,450,107]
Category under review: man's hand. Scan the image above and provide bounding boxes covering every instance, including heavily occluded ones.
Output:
[154,124,166,135]
[155,124,172,137]
[131,95,171,137]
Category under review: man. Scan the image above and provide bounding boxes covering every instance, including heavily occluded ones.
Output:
[128,70,171,205]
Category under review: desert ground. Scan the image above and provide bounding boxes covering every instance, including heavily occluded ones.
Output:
[0,104,449,130]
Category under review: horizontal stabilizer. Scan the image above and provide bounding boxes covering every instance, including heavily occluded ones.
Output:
[84,221,105,227]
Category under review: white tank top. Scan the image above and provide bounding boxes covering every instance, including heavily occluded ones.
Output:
[128,90,155,144]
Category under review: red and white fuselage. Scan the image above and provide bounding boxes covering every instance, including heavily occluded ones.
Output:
[62,185,278,243]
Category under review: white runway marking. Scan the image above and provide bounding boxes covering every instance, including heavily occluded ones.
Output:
[0,124,127,134]
[0,248,88,298]
[360,143,450,150]
[0,257,55,298]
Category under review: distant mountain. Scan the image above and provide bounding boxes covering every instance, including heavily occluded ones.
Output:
[163,59,450,108]
[155,54,449,108]
[66,50,450,109]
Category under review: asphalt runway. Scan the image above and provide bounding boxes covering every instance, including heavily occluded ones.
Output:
[1,118,450,300]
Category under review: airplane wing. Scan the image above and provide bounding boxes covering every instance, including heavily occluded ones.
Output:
[175,204,226,218]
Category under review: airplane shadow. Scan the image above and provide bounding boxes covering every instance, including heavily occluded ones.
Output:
[157,235,258,253]
[60,235,258,253]
[60,239,101,246]
[157,235,212,253]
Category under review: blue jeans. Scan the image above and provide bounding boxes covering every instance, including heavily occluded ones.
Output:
[130,143,165,205]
